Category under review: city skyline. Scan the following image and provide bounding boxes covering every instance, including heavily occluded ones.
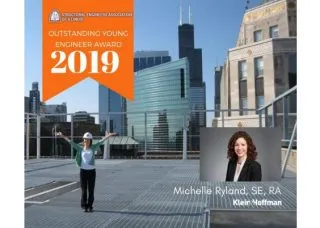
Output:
[4,0,320,227]
[25,0,263,125]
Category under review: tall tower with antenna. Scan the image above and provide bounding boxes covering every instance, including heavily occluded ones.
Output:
[178,0,206,150]
[179,0,182,25]
[178,1,202,85]
[188,3,192,24]
[245,0,250,10]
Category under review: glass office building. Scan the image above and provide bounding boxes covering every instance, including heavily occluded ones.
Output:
[127,58,190,152]
[99,51,171,136]
[98,86,126,135]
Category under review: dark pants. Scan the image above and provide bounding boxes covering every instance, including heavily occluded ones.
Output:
[80,169,96,209]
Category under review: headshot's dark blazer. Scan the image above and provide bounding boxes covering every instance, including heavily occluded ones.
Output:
[225,159,262,181]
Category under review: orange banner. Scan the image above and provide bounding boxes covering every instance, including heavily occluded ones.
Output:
[43,0,134,102]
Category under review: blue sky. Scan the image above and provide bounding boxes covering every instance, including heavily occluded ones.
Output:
[25,0,262,124]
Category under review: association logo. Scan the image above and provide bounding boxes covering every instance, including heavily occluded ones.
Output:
[49,9,61,23]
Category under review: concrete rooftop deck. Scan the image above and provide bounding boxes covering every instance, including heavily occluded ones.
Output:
[25,159,296,228]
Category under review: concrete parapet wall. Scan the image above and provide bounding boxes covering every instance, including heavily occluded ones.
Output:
[281,148,296,173]
[213,115,264,127]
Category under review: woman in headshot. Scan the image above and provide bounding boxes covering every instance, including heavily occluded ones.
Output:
[56,131,117,212]
[225,131,262,182]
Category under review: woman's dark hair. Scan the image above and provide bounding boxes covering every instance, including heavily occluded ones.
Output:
[88,139,93,147]
[227,131,257,161]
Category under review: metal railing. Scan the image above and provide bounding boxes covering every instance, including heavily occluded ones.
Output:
[257,85,297,176]
[203,205,210,228]
[25,90,296,177]
[25,108,261,159]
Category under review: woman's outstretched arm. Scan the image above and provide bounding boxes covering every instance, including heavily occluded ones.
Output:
[56,132,82,151]
[92,131,117,149]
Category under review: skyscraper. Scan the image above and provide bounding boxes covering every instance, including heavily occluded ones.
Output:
[25,96,30,113]
[29,82,40,114]
[214,66,223,117]
[178,24,203,87]
[98,87,126,135]
[178,5,206,150]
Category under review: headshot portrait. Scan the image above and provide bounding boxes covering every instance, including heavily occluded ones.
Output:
[200,128,282,182]
[225,131,261,182]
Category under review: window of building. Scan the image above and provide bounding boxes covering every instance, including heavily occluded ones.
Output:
[147,57,155,67]
[180,68,185,98]
[239,62,248,115]
[254,30,263,42]
[238,60,247,80]
[255,77,264,114]
[255,78,264,95]
[140,57,146,69]
[162,56,171,63]
[289,31,297,37]
[288,53,297,89]
[240,98,248,116]
[239,80,247,98]
[269,25,279,38]
[110,119,114,132]
[254,57,264,77]
[155,56,162,65]
[256,95,265,110]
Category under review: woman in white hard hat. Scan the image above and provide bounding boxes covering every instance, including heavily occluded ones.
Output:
[56,131,116,212]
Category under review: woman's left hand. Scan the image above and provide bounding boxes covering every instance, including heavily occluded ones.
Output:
[105,131,118,137]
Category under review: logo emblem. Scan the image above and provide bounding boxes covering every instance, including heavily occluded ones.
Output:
[49,9,61,23]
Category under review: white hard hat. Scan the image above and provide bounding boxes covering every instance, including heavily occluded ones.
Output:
[83,132,93,139]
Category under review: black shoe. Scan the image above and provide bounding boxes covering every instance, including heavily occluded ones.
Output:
[83,208,88,212]
[88,207,93,212]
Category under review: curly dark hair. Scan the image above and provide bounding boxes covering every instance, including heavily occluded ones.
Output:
[227,131,257,161]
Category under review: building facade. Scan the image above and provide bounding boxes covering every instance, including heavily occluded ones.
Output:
[29,82,40,114]
[44,102,67,122]
[189,85,206,148]
[27,121,100,157]
[152,111,169,152]
[99,51,172,136]
[98,87,126,135]
[214,66,223,117]
[220,0,296,121]
[126,58,190,152]
[25,96,30,113]
[72,111,95,124]
[134,51,171,71]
